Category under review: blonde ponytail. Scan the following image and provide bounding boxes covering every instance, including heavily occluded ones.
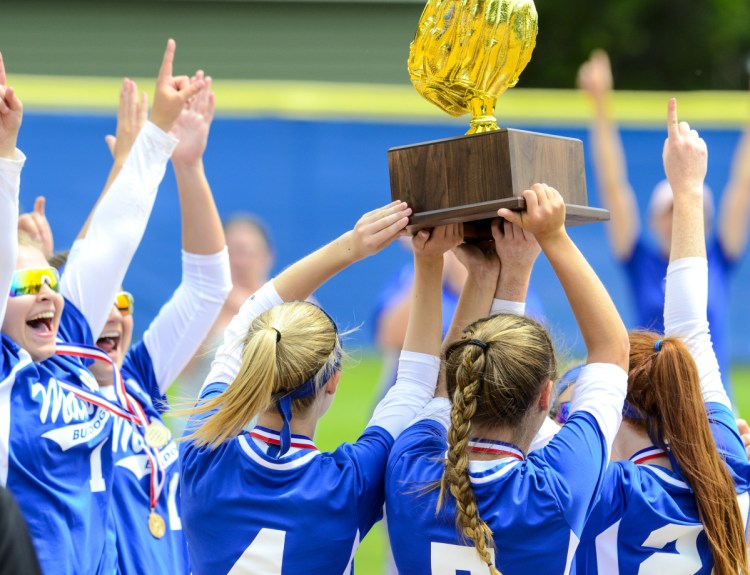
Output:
[182,301,341,449]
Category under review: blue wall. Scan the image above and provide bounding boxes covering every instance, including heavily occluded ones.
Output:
[15,112,750,360]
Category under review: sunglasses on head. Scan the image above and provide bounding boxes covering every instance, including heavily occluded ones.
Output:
[9,267,60,297]
[115,291,134,316]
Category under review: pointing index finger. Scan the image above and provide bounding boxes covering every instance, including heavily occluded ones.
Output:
[34,196,45,216]
[667,98,679,140]
[158,39,176,83]
[0,52,5,86]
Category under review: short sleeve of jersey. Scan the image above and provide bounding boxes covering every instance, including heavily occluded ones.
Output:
[579,462,634,543]
[387,418,446,482]
[57,297,94,348]
[332,426,394,536]
[706,401,750,491]
[121,341,165,411]
[528,411,610,534]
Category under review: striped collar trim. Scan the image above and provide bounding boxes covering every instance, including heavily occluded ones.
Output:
[640,465,691,491]
[630,446,667,465]
[238,435,320,471]
[468,458,522,485]
[467,438,524,460]
[250,426,317,450]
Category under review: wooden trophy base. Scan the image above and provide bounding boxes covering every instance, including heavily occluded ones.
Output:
[388,128,609,239]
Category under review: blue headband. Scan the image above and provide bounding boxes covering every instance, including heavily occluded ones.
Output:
[622,400,644,420]
[275,358,340,457]
[274,302,341,458]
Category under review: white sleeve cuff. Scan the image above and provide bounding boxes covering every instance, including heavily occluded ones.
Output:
[367,350,441,439]
[411,397,452,431]
[570,363,627,457]
[141,121,180,154]
[491,298,526,316]
[202,281,284,390]
[664,257,729,408]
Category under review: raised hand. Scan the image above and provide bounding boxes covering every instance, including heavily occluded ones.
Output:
[17,197,54,259]
[498,184,566,244]
[492,219,541,269]
[663,98,708,198]
[150,39,206,133]
[577,49,613,102]
[453,242,500,285]
[0,52,23,159]
[105,78,148,163]
[171,72,214,167]
[412,224,464,259]
[345,200,412,261]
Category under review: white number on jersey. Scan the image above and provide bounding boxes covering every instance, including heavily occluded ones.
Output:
[229,528,286,575]
[430,542,495,574]
[638,523,702,575]
[89,438,108,492]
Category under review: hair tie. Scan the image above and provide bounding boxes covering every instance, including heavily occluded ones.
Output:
[654,339,663,352]
[467,339,489,352]
[272,328,282,343]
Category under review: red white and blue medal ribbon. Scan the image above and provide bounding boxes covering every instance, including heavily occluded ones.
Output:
[250,426,317,451]
[467,438,525,460]
[55,343,168,519]
[630,446,667,465]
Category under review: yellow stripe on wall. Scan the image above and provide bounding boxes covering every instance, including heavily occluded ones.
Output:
[9,74,750,126]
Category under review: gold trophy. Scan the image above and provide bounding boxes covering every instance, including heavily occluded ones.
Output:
[389,0,608,237]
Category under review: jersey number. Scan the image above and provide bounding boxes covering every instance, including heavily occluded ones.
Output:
[89,439,108,492]
[430,542,495,574]
[229,528,286,575]
[638,523,702,575]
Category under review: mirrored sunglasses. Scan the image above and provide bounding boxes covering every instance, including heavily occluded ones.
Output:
[9,267,60,297]
[115,291,134,316]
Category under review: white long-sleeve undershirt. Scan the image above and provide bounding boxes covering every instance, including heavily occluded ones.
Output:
[60,122,178,339]
[664,257,729,408]
[0,150,26,329]
[143,248,231,395]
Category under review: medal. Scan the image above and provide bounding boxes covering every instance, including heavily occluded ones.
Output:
[144,422,171,449]
[148,508,166,539]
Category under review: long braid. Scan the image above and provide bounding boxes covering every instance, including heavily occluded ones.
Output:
[438,346,500,575]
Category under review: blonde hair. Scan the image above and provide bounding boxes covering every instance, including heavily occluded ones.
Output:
[183,301,341,449]
[628,331,748,575]
[438,314,556,575]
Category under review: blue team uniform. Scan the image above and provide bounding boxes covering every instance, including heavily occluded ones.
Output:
[107,340,188,574]
[180,382,394,574]
[386,411,612,575]
[575,402,750,575]
[624,235,735,392]
[0,300,116,575]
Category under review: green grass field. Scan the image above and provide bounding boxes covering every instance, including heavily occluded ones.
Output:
[313,356,750,575]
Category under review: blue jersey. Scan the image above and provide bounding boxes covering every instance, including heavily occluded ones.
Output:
[386,412,610,575]
[624,235,734,392]
[107,340,188,575]
[0,300,115,575]
[180,382,394,574]
[576,402,750,574]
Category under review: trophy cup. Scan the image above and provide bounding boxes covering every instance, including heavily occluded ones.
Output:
[389,0,608,238]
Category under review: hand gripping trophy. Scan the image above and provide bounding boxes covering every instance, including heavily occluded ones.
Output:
[389,0,608,237]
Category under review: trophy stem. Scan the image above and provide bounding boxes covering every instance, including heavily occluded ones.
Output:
[466,97,499,134]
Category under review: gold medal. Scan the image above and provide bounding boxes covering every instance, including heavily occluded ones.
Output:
[144,422,170,449]
[148,509,166,539]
